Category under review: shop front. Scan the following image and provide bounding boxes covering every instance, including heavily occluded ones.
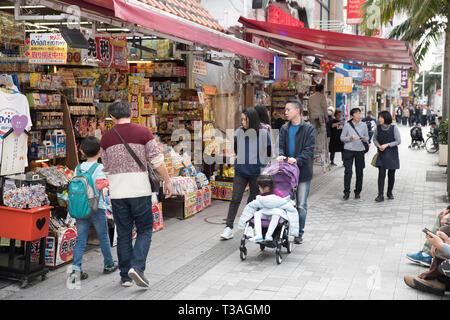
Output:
[0,0,274,286]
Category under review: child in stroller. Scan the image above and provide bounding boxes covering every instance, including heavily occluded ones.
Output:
[237,162,299,264]
[409,125,425,149]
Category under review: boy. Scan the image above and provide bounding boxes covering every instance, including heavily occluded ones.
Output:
[69,136,117,284]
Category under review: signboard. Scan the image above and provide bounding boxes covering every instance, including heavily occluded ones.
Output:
[55,228,77,266]
[67,30,98,66]
[268,5,304,27]
[152,202,164,232]
[1,129,29,176]
[193,56,207,75]
[347,0,366,25]
[95,36,128,70]
[335,77,353,93]
[247,35,270,78]
[211,180,233,201]
[362,68,377,86]
[27,33,67,64]
[184,189,203,218]
[348,69,363,82]
[202,185,211,208]
[401,70,409,89]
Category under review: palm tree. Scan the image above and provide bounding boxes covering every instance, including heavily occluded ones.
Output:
[360,0,450,197]
[414,64,442,105]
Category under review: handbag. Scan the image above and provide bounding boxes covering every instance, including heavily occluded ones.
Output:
[348,121,369,153]
[112,127,160,194]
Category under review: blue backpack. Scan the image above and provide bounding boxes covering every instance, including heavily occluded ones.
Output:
[68,163,100,219]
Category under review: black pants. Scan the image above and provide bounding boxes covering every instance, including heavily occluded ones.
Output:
[378,168,396,196]
[226,174,259,229]
[330,152,342,164]
[343,150,365,195]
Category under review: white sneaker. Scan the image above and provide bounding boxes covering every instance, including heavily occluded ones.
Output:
[220,227,234,240]
[245,226,254,238]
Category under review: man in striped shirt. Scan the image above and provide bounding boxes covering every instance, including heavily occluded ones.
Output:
[100,100,172,288]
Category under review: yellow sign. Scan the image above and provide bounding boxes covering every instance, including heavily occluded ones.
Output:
[335,77,353,93]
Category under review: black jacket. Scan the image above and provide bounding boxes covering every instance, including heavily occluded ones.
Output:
[278,121,316,182]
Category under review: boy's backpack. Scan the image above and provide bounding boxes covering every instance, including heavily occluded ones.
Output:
[68,163,100,219]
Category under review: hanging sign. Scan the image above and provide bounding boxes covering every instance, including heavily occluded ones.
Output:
[362,68,377,86]
[0,129,29,176]
[401,70,409,89]
[193,56,207,75]
[246,35,270,78]
[95,37,128,70]
[335,77,353,93]
[27,33,67,64]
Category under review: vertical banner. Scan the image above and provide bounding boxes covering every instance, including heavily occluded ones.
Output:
[96,36,128,70]
[401,70,409,89]
[347,0,366,25]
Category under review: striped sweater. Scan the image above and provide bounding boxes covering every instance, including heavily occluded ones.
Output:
[100,123,164,199]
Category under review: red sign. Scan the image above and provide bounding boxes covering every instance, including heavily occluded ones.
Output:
[362,68,377,86]
[268,5,304,27]
[95,37,128,70]
[320,59,336,76]
[347,0,366,25]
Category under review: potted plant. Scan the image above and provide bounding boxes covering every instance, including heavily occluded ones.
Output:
[439,118,448,166]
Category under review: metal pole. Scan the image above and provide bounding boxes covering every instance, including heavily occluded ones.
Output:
[422,72,425,101]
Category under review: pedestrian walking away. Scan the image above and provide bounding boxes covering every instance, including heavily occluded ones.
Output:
[100,100,172,288]
[329,109,344,166]
[277,99,315,244]
[362,111,377,144]
[220,107,272,240]
[340,107,369,200]
[372,111,401,202]
[68,136,118,285]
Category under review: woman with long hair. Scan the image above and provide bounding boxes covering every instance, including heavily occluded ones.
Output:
[220,107,272,240]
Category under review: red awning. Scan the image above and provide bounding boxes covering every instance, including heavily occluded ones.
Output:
[110,0,274,63]
[239,17,419,72]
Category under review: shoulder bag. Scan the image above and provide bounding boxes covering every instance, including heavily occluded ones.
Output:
[112,127,160,194]
[348,121,369,153]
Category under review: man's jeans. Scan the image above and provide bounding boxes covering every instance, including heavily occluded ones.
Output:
[296,180,311,237]
[73,209,114,272]
[111,196,153,282]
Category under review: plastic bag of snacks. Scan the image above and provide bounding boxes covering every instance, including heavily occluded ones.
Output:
[36,165,73,187]
[195,172,209,188]
[3,185,50,209]
[57,190,69,207]
[164,176,197,196]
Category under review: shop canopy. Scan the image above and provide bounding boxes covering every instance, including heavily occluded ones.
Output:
[58,0,274,63]
[238,17,419,72]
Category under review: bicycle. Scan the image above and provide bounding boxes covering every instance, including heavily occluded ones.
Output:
[425,132,439,153]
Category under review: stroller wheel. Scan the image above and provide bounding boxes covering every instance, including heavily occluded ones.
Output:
[276,250,282,264]
[286,240,293,253]
[259,244,265,251]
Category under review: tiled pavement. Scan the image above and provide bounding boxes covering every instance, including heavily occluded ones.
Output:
[1,124,448,300]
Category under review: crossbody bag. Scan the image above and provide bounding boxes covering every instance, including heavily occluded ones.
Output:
[112,127,160,194]
[348,120,369,153]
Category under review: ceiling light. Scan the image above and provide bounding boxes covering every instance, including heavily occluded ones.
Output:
[234,60,248,75]
[127,60,154,64]
[268,47,288,56]
[0,5,46,9]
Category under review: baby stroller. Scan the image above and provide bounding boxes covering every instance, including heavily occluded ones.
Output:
[239,161,299,264]
[409,125,425,149]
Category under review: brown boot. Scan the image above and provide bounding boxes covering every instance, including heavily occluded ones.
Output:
[404,275,417,289]
[413,277,445,295]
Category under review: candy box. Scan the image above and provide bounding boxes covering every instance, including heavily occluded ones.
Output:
[49,130,66,157]
[43,140,55,159]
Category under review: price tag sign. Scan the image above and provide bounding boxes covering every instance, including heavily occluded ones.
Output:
[211,180,233,201]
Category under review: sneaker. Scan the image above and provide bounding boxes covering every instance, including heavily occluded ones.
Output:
[245,226,254,238]
[413,277,446,296]
[403,275,417,289]
[387,192,394,200]
[343,194,349,200]
[249,236,264,243]
[375,195,384,202]
[121,279,133,287]
[69,270,88,283]
[294,236,303,244]
[220,227,234,240]
[265,235,273,242]
[406,251,432,267]
[128,268,150,288]
[103,263,118,274]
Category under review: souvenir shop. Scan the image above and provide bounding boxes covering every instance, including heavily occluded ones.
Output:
[0,7,245,287]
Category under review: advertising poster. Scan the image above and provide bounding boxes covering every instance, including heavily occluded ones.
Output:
[27,33,67,64]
